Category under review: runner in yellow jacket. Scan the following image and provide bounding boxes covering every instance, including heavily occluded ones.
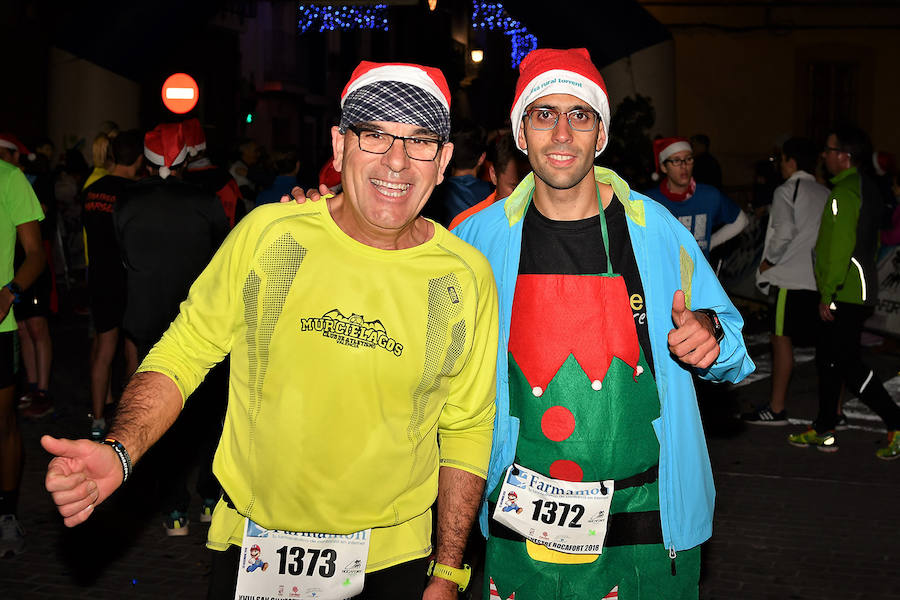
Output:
[42,61,500,600]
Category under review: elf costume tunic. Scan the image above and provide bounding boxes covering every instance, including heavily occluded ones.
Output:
[483,192,700,599]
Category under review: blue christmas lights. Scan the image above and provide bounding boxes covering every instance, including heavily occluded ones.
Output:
[297,4,389,33]
[472,2,537,67]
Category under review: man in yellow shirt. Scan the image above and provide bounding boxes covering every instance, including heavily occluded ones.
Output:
[41,61,499,600]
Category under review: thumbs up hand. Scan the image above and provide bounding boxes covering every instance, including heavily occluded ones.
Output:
[668,290,720,369]
[42,435,124,527]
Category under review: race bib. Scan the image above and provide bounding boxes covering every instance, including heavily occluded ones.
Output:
[234,519,370,600]
[492,464,614,555]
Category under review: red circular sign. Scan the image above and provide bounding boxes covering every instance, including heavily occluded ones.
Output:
[161,73,199,114]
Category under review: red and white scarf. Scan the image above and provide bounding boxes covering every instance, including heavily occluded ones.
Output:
[659,177,696,203]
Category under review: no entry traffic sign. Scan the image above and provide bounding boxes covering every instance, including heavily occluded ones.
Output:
[161,73,199,114]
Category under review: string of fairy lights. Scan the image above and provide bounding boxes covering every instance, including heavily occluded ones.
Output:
[296,2,537,67]
[297,4,389,33]
[470,2,538,67]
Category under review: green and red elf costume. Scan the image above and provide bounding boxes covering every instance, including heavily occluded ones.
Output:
[453,48,753,600]
[456,167,753,599]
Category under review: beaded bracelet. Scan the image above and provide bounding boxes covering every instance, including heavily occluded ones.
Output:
[99,438,132,483]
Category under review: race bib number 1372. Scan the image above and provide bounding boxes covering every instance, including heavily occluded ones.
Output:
[492,464,614,554]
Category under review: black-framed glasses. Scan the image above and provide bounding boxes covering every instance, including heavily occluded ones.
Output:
[664,156,695,168]
[823,146,844,154]
[347,125,443,161]
[524,107,599,132]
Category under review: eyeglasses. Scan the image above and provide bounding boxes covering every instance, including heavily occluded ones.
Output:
[823,146,844,154]
[524,108,599,132]
[663,156,695,168]
[347,125,442,161]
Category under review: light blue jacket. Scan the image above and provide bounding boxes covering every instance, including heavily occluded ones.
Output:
[453,167,755,552]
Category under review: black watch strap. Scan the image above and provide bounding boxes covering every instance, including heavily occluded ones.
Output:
[694,308,724,343]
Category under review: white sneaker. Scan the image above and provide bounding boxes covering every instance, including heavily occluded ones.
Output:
[0,514,25,557]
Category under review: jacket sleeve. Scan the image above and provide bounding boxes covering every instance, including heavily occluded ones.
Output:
[667,208,754,383]
[815,189,858,304]
[763,182,796,264]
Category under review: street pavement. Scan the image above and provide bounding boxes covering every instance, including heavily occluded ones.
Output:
[1,304,899,599]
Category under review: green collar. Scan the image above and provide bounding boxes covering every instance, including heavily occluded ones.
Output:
[503,166,644,227]
[830,166,857,185]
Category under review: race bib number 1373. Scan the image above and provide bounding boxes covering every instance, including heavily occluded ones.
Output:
[234,519,370,600]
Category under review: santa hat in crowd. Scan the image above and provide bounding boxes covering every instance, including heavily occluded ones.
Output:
[872,151,895,177]
[0,133,35,161]
[339,61,452,141]
[509,48,611,156]
[144,123,187,179]
[651,137,692,181]
[181,118,207,157]
[318,157,342,190]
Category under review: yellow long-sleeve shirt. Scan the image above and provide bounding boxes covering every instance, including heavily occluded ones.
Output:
[139,200,498,571]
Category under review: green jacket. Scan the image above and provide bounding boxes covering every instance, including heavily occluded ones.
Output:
[814,167,880,306]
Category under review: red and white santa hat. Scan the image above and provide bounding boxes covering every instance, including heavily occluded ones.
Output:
[0,133,35,161]
[872,151,895,177]
[181,118,207,157]
[652,137,692,180]
[144,123,187,179]
[318,157,341,190]
[339,61,452,140]
[510,48,611,156]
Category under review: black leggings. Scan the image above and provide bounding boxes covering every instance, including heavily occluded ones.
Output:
[207,545,429,600]
[815,302,900,431]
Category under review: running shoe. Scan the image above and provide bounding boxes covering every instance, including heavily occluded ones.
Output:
[21,392,53,419]
[788,428,838,452]
[0,514,25,557]
[876,430,900,461]
[163,511,190,537]
[741,405,787,426]
[90,418,106,442]
[16,391,33,410]
[200,499,217,523]
[835,413,850,431]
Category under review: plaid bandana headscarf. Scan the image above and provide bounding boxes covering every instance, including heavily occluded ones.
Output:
[340,80,451,141]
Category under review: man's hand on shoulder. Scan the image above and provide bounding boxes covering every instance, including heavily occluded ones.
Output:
[667,290,720,369]
[280,184,331,204]
[42,435,124,527]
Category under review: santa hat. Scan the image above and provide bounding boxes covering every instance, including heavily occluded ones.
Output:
[181,118,207,157]
[651,137,692,181]
[318,157,341,190]
[873,151,895,177]
[144,123,187,179]
[0,133,35,161]
[339,61,452,140]
[510,48,611,156]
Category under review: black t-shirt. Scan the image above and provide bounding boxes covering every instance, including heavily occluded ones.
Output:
[519,196,654,373]
[82,175,133,293]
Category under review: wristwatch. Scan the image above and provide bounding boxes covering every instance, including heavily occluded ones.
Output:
[426,560,471,592]
[694,308,724,343]
[4,281,21,304]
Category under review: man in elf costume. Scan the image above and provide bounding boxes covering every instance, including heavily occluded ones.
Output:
[644,137,747,257]
[453,48,754,599]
